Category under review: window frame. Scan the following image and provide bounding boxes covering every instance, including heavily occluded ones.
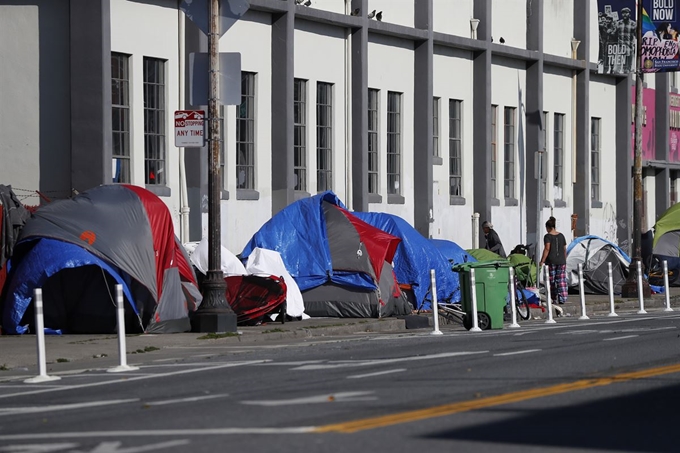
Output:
[433,97,440,158]
[449,99,463,198]
[316,81,334,192]
[294,78,308,192]
[554,113,565,201]
[368,88,380,195]
[236,71,256,191]
[491,104,498,199]
[112,52,131,184]
[143,57,166,187]
[504,106,516,200]
[387,91,402,196]
[591,117,602,204]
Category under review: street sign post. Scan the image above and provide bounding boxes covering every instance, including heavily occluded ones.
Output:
[174,110,206,147]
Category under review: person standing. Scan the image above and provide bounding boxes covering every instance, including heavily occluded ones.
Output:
[539,216,568,305]
[616,7,636,74]
[482,221,506,258]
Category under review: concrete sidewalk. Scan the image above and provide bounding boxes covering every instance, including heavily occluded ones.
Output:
[0,316,410,372]
[1,288,678,374]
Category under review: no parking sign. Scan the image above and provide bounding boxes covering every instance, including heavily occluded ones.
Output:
[174,110,205,147]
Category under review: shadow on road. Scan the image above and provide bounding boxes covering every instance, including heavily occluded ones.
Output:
[423,381,680,452]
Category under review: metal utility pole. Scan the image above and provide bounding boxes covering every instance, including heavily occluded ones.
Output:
[191,0,238,332]
[622,0,651,298]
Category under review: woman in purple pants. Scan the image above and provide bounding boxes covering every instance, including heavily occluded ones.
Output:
[539,216,568,306]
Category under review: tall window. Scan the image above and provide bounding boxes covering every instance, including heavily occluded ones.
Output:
[294,79,307,191]
[387,91,402,195]
[554,113,565,200]
[433,97,440,158]
[671,172,678,205]
[672,72,678,91]
[591,117,601,202]
[236,72,256,190]
[317,82,333,192]
[368,88,380,194]
[504,107,516,199]
[541,111,548,199]
[491,105,498,198]
[449,99,463,197]
[143,57,166,185]
[112,53,130,184]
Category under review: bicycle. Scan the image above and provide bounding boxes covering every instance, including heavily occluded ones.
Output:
[506,243,535,321]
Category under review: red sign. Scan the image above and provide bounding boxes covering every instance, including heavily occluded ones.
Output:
[175,110,205,147]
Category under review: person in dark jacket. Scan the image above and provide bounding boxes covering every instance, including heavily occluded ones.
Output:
[482,220,506,258]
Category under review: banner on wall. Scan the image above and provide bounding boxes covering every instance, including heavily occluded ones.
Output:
[597,0,638,75]
[630,87,680,162]
[640,0,680,72]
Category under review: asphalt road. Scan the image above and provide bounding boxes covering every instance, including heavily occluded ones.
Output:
[1,312,680,453]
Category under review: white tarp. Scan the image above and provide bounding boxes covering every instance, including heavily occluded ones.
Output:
[187,237,247,276]
[245,247,308,319]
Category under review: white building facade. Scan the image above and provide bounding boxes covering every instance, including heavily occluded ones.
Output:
[2,0,675,256]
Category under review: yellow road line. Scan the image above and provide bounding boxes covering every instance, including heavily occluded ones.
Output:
[315,363,680,433]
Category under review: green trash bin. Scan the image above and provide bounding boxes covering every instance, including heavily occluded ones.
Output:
[452,260,511,330]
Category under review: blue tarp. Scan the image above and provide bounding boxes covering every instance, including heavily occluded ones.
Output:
[2,238,138,334]
[240,192,377,292]
[351,212,459,309]
[430,239,476,265]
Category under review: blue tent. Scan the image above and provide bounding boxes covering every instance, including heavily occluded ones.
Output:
[351,212,460,309]
[240,192,400,293]
[429,238,476,265]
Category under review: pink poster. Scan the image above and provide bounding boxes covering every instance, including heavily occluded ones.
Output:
[631,88,680,162]
[630,87,656,161]
[670,93,680,162]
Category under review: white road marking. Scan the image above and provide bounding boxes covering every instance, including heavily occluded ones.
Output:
[0,399,138,417]
[603,335,639,341]
[85,440,190,453]
[0,385,62,389]
[0,360,268,400]
[347,369,406,379]
[152,357,183,362]
[144,394,229,406]
[256,361,324,366]
[493,349,542,357]
[0,441,190,453]
[242,391,376,406]
[292,351,488,370]
[0,428,316,441]
[0,442,77,452]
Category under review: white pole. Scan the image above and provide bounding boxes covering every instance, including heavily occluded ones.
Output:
[508,266,520,328]
[430,269,443,336]
[24,289,60,384]
[578,263,589,320]
[108,284,139,373]
[607,261,618,317]
[472,212,480,249]
[544,264,556,324]
[637,260,647,314]
[664,260,674,312]
[469,268,482,332]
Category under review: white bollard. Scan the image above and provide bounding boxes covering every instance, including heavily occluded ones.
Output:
[469,268,482,332]
[663,261,674,312]
[577,263,589,320]
[108,284,139,373]
[430,269,443,336]
[508,267,520,328]
[544,264,556,324]
[637,261,647,314]
[24,289,61,384]
[607,262,618,317]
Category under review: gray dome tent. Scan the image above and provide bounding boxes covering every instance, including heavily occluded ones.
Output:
[566,235,630,295]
